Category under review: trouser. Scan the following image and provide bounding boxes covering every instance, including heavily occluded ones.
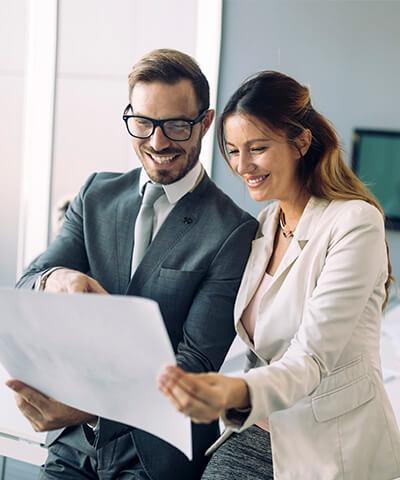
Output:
[39,423,150,480]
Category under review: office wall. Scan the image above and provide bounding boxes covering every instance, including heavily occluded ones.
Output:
[0,1,27,287]
[213,0,400,276]
[50,0,198,235]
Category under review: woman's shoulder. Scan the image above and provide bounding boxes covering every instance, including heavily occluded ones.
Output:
[327,198,384,227]
[255,197,384,235]
[317,199,385,249]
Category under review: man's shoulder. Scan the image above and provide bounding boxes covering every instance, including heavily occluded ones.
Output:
[80,169,140,197]
[90,169,140,187]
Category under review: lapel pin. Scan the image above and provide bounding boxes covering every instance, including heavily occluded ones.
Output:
[183,217,193,224]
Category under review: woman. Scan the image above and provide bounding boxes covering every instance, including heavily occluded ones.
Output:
[158,71,400,479]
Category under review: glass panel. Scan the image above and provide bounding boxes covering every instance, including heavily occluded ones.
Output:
[0,0,27,286]
[3,457,40,480]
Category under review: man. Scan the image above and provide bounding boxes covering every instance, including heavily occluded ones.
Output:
[11,49,258,479]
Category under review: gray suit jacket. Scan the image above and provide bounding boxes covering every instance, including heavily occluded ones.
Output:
[17,168,258,480]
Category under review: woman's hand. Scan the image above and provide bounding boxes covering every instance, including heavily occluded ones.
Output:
[157,365,250,424]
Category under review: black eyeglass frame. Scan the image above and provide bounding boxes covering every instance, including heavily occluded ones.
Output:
[122,104,208,141]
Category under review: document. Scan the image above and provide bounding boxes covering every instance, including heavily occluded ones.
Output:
[0,362,46,444]
[0,289,192,458]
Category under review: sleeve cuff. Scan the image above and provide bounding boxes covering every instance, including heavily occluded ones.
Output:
[221,370,268,432]
[223,406,251,427]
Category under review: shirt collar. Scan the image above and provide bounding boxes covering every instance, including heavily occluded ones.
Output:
[138,161,203,204]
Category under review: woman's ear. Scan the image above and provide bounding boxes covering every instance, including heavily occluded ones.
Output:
[295,129,312,157]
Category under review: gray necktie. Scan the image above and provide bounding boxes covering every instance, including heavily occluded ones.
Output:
[131,182,164,274]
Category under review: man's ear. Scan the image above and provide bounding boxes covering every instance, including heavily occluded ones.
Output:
[295,129,312,157]
[201,109,215,137]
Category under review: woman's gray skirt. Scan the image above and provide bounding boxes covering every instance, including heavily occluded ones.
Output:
[201,425,274,480]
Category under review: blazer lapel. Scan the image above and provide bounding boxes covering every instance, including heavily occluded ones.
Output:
[267,196,330,284]
[234,203,279,321]
[270,238,303,281]
[234,197,330,328]
[125,175,212,296]
[115,179,141,293]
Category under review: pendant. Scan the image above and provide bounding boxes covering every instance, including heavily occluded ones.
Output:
[281,228,294,239]
[279,209,294,238]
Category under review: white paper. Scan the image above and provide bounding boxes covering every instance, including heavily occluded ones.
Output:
[0,288,192,459]
[0,362,46,444]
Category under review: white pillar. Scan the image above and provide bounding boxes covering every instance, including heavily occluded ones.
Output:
[196,0,223,177]
[17,0,58,277]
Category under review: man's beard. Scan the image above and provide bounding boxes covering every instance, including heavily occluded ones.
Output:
[144,139,201,185]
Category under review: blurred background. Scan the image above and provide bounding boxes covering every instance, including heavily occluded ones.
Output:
[0,0,399,478]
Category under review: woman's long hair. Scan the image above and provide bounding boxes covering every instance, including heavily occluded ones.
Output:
[217,71,393,308]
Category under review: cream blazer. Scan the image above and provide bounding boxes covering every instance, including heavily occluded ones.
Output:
[207,197,400,480]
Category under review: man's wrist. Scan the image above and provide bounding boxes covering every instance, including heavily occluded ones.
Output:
[36,267,64,291]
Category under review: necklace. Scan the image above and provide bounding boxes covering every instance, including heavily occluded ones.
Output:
[279,209,295,238]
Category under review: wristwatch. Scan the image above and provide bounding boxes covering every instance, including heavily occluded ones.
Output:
[37,267,63,291]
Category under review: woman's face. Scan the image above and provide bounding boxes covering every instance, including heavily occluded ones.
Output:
[224,114,304,203]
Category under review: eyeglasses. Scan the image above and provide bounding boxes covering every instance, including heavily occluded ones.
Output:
[122,104,207,142]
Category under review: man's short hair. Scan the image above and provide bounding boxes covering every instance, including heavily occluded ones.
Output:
[128,49,210,111]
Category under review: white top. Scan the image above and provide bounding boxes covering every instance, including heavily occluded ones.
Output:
[241,272,273,343]
[241,272,274,431]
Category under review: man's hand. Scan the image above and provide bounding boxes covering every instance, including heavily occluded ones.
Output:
[157,365,250,424]
[44,268,108,294]
[6,379,97,432]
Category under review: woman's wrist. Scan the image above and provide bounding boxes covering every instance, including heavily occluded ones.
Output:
[226,377,250,410]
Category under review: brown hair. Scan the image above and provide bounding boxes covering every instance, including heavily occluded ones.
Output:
[128,48,209,111]
[217,71,393,307]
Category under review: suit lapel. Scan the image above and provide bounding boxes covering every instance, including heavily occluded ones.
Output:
[114,174,141,293]
[126,200,198,294]
[125,174,211,296]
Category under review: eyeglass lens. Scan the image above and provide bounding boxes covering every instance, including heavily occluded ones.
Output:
[126,117,192,141]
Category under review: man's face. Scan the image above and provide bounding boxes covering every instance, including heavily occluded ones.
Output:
[130,80,213,185]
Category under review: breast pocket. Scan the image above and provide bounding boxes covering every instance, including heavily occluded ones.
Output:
[156,267,206,313]
[158,267,205,286]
